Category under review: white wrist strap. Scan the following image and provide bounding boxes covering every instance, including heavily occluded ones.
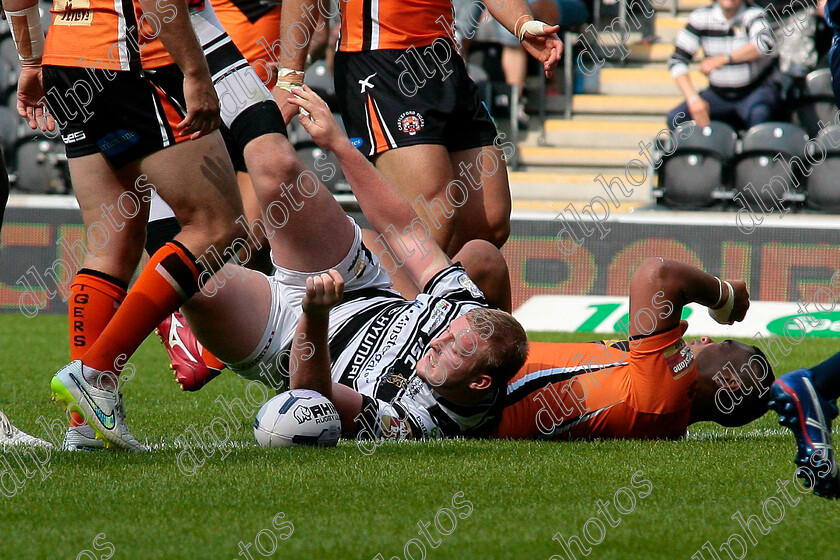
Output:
[709,280,735,324]
[5,6,44,64]
[518,19,547,41]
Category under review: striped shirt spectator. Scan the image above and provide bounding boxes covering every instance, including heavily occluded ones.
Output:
[669,2,776,94]
[667,0,781,131]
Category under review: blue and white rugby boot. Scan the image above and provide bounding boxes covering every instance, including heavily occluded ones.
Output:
[769,369,839,499]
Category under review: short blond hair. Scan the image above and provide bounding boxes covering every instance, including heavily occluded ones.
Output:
[466,308,529,388]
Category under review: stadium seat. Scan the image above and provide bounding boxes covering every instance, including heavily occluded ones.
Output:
[656,121,737,209]
[0,105,19,153]
[12,131,70,194]
[805,124,840,212]
[733,122,809,211]
[791,68,836,137]
[303,60,338,112]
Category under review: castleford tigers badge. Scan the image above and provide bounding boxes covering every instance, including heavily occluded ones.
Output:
[397,111,424,135]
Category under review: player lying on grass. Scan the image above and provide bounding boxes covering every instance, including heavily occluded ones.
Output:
[488,257,768,441]
[63,84,527,449]
[481,256,838,498]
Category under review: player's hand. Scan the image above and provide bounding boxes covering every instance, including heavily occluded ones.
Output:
[700,55,728,75]
[17,65,54,132]
[726,279,750,323]
[688,96,711,128]
[709,279,749,325]
[521,23,563,79]
[178,72,221,140]
[288,85,345,152]
[272,87,299,125]
[302,269,344,316]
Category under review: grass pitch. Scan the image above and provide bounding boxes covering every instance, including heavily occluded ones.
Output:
[1,314,838,560]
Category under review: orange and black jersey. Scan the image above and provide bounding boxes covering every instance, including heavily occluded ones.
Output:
[209,0,281,86]
[490,322,699,441]
[338,0,454,52]
[44,0,176,70]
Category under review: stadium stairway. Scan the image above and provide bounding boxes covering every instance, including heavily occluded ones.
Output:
[510,0,709,212]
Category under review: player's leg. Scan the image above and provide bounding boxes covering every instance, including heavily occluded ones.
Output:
[179,265,274,366]
[373,144,459,251]
[447,144,512,255]
[452,239,512,312]
[769,351,840,498]
[242,131,355,272]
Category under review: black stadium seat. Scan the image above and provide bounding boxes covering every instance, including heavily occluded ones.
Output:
[303,60,338,112]
[733,122,809,211]
[792,68,837,137]
[12,125,70,194]
[805,124,840,212]
[657,121,737,208]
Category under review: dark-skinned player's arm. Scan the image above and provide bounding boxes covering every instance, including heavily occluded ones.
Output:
[288,269,364,437]
[627,257,750,338]
[483,0,563,78]
[288,86,454,290]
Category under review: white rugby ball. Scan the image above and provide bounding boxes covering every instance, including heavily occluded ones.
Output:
[254,389,341,447]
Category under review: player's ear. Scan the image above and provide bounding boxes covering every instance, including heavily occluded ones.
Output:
[470,373,493,391]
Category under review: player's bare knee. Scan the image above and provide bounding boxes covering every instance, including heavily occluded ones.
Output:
[457,239,508,282]
[244,137,300,192]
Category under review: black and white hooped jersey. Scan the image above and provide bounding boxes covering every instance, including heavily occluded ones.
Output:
[325,264,499,440]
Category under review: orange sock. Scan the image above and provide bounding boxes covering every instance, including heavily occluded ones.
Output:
[82,242,203,375]
[68,270,127,425]
[69,270,128,361]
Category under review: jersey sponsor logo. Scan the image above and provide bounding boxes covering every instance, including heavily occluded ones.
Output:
[61,130,87,143]
[664,339,694,379]
[53,0,93,26]
[379,413,412,440]
[347,306,403,381]
[427,300,452,332]
[397,111,424,136]
[458,274,483,299]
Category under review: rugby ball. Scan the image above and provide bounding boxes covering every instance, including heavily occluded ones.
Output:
[253,389,341,447]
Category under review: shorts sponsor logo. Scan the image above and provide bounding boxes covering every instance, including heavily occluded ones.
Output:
[397,111,424,136]
[96,129,141,158]
[349,137,364,148]
[54,0,92,26]
[61,130,86,143]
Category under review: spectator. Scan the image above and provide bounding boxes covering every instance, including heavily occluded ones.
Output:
[455,0,585,127]
[667,0,780,130]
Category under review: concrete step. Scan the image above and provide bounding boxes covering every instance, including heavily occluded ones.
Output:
[509,170,652,203]
[653,0,706,12]
[599,67,706,95]
[518,145,638,167]
[572,94,681,116]
[538,119,664,148]
[614,42,675,63]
